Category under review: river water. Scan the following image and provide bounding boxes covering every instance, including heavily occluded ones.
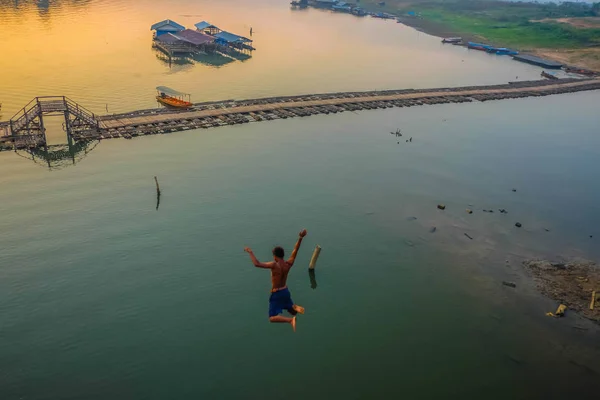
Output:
[1,1,600,399]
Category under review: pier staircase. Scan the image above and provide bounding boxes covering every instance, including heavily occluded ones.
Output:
[6,97,101,149]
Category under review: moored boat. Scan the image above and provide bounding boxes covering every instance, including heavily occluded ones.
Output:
[156,86,193,108]
[467,42,492,51]
[564,66,596,76]
[486,47,519,56]
[442,37,462,44]
[541,71,559,80]
[371,12,395,19]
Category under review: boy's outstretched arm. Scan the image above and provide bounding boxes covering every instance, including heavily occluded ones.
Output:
[244,247,273,269]
[287,229,307,266]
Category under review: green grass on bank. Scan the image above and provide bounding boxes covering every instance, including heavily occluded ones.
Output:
[423,8,600,48]
[358,0,600,49]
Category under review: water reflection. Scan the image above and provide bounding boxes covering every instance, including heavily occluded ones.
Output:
[190,52,236,68]
[152,48,239,71]
[308,269,317,289]
[0,0,92,12]
[16,137,99,170]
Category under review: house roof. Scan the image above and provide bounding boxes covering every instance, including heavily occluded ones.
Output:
[151,19,185,32]
[155,32,183,44]
[214,31,252,44]
[194,21,220,31]
[175,29,215,46]
[156,30,215,46]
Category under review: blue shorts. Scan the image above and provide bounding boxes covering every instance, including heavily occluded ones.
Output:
[269,288,295,317]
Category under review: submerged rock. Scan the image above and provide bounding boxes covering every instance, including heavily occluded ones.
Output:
[502,281,517,288]
[429,227,437,233]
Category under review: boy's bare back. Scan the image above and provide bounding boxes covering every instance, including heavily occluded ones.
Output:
[270,259,292,290]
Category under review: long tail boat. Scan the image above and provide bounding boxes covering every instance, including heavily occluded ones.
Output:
[156,86,193,109]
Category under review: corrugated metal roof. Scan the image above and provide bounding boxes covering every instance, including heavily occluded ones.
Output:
[175,29,215,46]
[194,21,219,30]
[151,19,185,32]
[155,33,182,44]
[214,31,252,44]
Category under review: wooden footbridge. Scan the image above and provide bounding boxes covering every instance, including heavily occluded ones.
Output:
[1,78,599,151]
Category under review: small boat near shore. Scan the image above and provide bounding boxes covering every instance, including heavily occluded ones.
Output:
[541,71,559,80]
[371,12,395,19]
[156,86,193,108]
[486,47,519,56]
[442,37,462,44]
[467,42,492,51]
[564,66,596,76]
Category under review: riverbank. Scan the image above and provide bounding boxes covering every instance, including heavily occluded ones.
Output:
[359,0,600,71]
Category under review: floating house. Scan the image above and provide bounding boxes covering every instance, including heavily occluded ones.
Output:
[150,19,185,37]
[154,29,215,56]
[214,31,254,52]
[194,21,221,36]
[151,19,255,61]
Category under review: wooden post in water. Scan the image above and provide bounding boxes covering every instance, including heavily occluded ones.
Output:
[154,176,161,196]
[591,291,596,311]
[154,176,161,210]
[309,245,321,270]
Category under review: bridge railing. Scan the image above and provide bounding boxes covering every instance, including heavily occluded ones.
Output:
[9,97,101,135]
[10,98,42,135]
[64,97,99,128]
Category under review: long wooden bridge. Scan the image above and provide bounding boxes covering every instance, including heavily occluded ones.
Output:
[1,78,599,151]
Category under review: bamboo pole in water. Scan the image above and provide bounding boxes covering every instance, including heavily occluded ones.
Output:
[154,176,161,196]
[309,245,321,270]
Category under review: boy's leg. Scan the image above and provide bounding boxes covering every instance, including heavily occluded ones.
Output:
[269,315,293,323]
[293,304,305,314]
[269,315,296,332]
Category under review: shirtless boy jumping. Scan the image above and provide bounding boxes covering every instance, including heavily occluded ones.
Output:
[244,229,307,331]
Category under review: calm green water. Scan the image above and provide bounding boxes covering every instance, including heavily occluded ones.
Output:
[1,1,600,399]
[2,93,600,399]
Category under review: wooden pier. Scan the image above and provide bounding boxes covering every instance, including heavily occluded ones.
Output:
[1,78,599,151]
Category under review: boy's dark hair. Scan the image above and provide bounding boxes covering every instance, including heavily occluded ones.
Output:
[272,246,285,258]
